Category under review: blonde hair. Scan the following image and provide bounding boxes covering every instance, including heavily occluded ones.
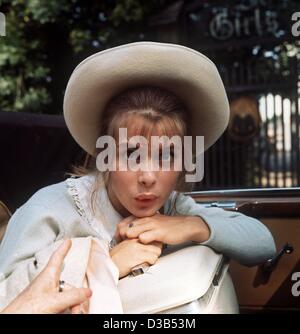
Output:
[68,86,193,215]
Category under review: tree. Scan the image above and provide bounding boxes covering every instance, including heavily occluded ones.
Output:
[0,0,169,113]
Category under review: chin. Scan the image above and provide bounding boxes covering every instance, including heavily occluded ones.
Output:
[131,207,159,218]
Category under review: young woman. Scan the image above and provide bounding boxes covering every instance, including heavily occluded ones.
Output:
[0,42,276,313]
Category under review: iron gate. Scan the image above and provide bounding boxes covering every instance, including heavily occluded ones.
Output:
[197,48,300,190]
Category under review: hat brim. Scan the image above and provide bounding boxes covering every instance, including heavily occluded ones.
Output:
[63,42,229,156]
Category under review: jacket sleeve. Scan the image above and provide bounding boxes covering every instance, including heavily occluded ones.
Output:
[169,192,277,267]
[0,203,64,309]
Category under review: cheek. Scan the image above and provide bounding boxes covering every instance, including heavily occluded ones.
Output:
[107,173,133,215]
[109,171,136,203]
[159,171,180,192]
[110,171,133,188]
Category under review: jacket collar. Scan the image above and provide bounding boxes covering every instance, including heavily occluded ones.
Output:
[65,172,123,242]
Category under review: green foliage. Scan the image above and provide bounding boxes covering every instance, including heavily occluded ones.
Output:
[0,0,298,114]
[0,0,169,113]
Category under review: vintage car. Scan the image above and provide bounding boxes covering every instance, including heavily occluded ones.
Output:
[0,111,299,314]
[1,184,299,314]
[191,187,300,313]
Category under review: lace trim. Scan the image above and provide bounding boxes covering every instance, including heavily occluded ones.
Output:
[65,177,89,222]
[65,175,112,241]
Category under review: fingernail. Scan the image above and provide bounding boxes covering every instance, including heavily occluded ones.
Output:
[86,288,93,297]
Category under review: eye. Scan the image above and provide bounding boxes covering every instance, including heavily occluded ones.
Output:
[127,148,141,163]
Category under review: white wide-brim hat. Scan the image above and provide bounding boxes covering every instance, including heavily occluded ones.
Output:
[63,41,230,156]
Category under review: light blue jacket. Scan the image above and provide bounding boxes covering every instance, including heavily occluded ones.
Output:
[0,172,276,284]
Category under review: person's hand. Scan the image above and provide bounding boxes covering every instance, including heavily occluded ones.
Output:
[109,238,162,278]
[114,213,210,245]
[1,240,92,314]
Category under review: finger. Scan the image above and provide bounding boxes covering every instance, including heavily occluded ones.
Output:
[150,241,164,250]
[51,281,79,296]
[139,230,163,245]
[126,222,154,239]
[113,230,121,244]
[119,216,137,241]
[50,288,92,314]
[119,215,136,226]
[126,217,150,226]
[114,225,128,243]
[71,300,89,314]
[71,304,82,314]
[114,216,136,242]
[119,224,129,241]
[137,241,162,256]
[62,283,90,298]
[44,239,72,278]
[63,282,75,291]
[138,250,159,266]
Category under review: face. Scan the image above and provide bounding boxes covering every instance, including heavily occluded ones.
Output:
[107,114,182,218]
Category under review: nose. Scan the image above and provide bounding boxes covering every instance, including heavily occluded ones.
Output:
[138,170,156,188]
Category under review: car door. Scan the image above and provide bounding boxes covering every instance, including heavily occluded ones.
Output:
[189,188,300,313]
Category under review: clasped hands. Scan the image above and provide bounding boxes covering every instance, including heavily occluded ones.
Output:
[110,213,210,278]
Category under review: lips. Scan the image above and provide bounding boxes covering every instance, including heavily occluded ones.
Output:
[134,193,158,202]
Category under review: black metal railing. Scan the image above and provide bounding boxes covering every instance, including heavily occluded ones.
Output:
[196,53,300,190]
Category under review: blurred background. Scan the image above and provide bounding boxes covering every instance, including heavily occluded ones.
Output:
[0,0,300,211]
